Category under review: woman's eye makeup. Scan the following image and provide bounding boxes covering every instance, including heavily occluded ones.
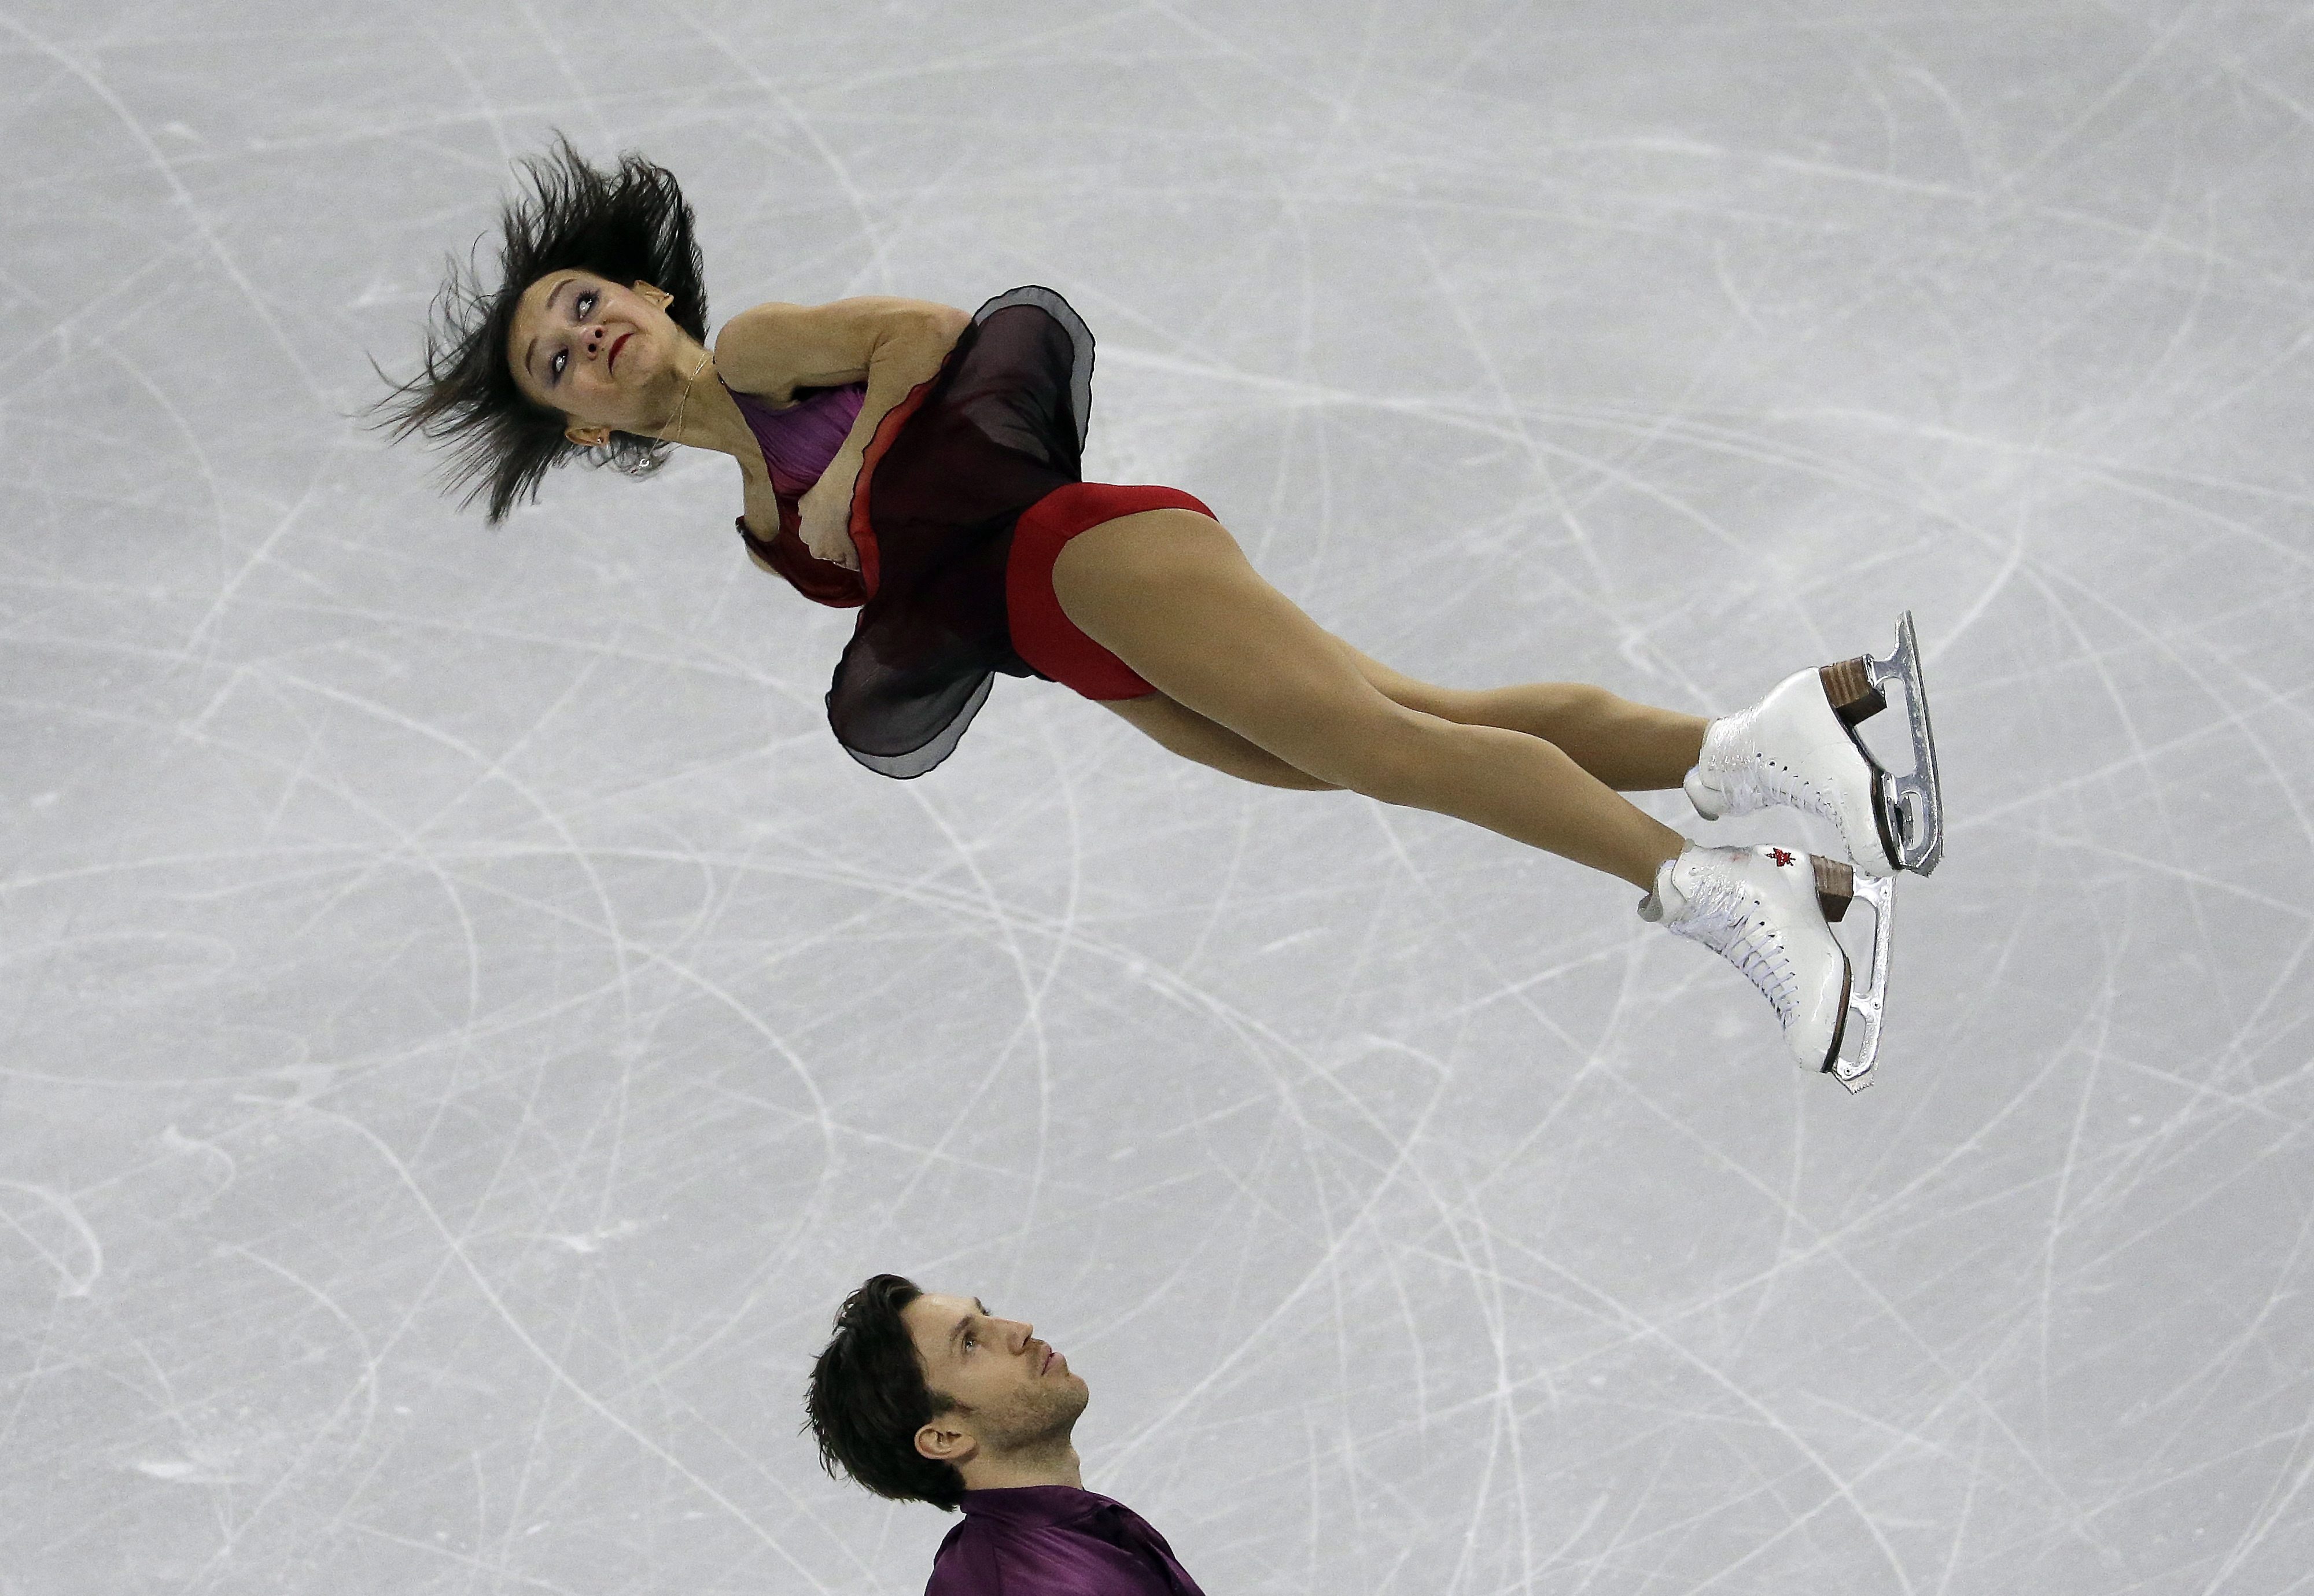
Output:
[543,286,599,384]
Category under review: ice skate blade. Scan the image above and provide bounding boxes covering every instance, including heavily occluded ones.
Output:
[1861,611,1944,876]
[1825,871,1893,1092]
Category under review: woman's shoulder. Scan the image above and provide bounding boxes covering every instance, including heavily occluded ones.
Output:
[713,297,971,399]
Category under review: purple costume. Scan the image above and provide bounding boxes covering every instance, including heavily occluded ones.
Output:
[924,1485,1207,1596]
[727,286,1095,779]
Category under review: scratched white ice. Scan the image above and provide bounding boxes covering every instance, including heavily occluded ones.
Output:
[5,1,2312,1591]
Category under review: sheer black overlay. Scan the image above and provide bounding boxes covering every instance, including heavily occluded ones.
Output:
[772,286,1096,778]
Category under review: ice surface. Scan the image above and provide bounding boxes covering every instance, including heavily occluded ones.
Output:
[5,1,2313,1591]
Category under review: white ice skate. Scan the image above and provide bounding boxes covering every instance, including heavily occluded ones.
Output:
[1684,611,1945,877]
[1641,842,1893,1091]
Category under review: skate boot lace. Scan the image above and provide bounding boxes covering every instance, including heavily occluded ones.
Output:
[1704,703,1833,823]
[1668,873,1800,1023]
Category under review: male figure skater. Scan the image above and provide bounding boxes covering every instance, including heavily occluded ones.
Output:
[806,1274,1206,1594]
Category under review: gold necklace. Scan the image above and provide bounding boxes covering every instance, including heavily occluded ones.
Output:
[664,345,713,443]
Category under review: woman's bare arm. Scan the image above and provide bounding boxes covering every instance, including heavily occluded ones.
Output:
[713,297,968,399]
[713,298,970,569]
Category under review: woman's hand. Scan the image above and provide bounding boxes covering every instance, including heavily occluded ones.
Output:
[796,472,861,570]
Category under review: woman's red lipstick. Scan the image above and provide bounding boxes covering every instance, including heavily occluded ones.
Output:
[607,331,632,372]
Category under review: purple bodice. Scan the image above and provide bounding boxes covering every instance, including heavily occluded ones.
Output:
[725,381,866,497]
[723,286,1093,779]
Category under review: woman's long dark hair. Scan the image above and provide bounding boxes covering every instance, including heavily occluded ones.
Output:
[803,1273,970,1511]
[374,137,709,524]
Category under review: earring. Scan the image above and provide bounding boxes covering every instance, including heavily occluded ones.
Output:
[615,443,668,478]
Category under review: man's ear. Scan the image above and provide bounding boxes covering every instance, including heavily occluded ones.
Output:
[565,423,613,449]
[632,280,674,312]
[915,1416,978,1466]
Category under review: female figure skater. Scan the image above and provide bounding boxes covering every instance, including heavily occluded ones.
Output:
[379,143,1943,1089]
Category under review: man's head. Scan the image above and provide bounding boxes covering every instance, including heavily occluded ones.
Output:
[804,1274,1089,1511]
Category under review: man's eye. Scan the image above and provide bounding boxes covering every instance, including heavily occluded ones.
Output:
[963,1333,976,1351]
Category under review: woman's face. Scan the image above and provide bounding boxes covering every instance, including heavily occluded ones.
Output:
[508,270,693,444]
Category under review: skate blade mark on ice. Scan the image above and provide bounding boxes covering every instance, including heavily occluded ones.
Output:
[1812,855,1894,1093]
[1819,610,1944,876]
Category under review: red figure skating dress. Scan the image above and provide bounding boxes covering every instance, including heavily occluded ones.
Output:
[730,286,1210,777]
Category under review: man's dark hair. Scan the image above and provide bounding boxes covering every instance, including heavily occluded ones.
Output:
[804,1273,968,1511]
[373,136,710,524]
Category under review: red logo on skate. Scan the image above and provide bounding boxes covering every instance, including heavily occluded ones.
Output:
[1768,848,1796,867]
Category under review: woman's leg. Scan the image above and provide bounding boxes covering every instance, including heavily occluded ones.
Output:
[1342,647,1709,793]
[1051,510,1686,891]
[1100,693,1340,791]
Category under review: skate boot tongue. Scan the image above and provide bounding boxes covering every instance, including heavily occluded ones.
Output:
[1682,766,1725,821]
[1637,856,1684,923]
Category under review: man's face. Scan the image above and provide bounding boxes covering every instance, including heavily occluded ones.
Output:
[903,1291,1089,1466]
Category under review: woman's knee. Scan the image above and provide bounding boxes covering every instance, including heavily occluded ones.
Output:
[1460,678,1618,739]
[1545,681,1620,724]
